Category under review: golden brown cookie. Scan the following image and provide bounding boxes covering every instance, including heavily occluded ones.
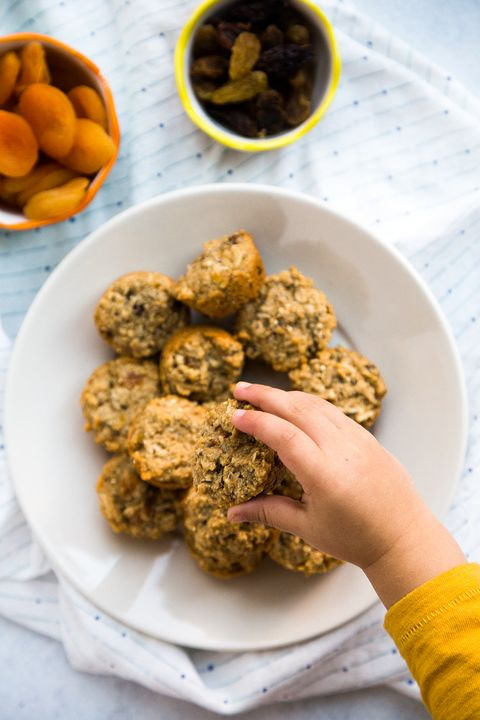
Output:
[193,399,275,507]
[235,266,336,372]
[289,346,387,428]
[269,455,303,500]
[80,357,160,452]
[128,395,207,489]
[173,230,265,318]
[94,271,189,358]
[96,455,184,539]
[182,489,272,578]
[268,532,341,577]
[159,325,244,402]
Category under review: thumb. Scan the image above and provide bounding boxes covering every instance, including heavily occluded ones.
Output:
[227,495,307,536]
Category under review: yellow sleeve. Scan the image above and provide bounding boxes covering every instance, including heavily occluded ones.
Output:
[384,562,480,720]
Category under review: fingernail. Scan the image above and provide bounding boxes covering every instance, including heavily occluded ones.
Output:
[236,381,251,390]
[233,409,246,421]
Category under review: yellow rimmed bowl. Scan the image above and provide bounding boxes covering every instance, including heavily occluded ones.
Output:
[175,0,341,152]
[0,33,120,231]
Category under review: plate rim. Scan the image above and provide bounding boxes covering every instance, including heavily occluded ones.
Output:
[4,183,468,650]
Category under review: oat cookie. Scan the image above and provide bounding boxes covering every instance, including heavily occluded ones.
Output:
[174,230,265,318]
[182,489,272,578]
[289,346,387,428]
[160,325,244,402]
[80,357,160,452]
[193,399,275,507]
[269,532,341,577]
[94,271,189,358]
[270,455,303,500]
[128,395,207,489]
[96,455,184,539]
[235,266,336,372]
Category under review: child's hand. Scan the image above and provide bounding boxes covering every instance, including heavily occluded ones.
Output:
[228,382,465,607]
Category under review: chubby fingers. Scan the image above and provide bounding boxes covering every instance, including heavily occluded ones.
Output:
[234,382,344,443]
[232,407,319,487]
[227,494,307,536]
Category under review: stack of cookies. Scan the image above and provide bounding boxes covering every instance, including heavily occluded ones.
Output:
[80,230,386,579]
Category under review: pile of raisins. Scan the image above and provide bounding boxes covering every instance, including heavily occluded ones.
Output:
[190,0,316,139]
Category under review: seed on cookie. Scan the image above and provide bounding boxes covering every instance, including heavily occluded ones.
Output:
[159,325,244,402]
[94,271,189,358]
[193,398,275,507]
[268,532,342,577]
[288,346,387,428]
[173,230,265,318]
[96,454,184,539]
[182,489,273,578]
[80,357,160,453]
[128,395,207,489]
[235,266,336,372]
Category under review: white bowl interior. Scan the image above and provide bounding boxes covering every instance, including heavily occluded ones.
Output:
[183,0,334,145]
[5,185,466,650]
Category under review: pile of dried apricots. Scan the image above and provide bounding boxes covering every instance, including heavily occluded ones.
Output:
[0,41,115,221]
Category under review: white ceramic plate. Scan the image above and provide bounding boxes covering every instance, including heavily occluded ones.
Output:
[5,184,467,651]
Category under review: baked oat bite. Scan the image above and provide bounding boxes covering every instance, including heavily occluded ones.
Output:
[268,532,342,577]
[269,454,303,500]
[193,398,275,507]
[96,455,184,539]
[173,230,265,318]
[159,325,244,402]
[235,266,336,372]
[80,357,160,453]
[289,346,387,428]
[182,489,273,578]
[94,271,189,358]
[128,395,207,489]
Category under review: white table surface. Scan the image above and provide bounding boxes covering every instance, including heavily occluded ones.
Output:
[1,1,478,718]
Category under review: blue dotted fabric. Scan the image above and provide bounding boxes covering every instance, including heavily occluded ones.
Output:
[0,0,479,713]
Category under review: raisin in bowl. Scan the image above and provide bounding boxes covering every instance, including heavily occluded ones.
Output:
[175,0,341,151]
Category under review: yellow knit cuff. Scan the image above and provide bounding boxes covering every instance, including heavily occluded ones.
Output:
[384,562,480,654]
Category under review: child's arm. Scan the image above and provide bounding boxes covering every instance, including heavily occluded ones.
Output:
[228,383,480,720]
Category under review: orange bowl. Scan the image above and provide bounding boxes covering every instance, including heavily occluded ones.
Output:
[0,32,120,231]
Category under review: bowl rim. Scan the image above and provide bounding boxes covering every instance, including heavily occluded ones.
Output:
[174,0,342,152]
[0,32,120,231]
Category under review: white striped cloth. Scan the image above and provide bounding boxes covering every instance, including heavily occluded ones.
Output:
[1,0,479,713]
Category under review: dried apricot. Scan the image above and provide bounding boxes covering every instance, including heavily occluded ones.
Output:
[211,71,268,104]
[229,32,261,81]
[0,162,59,203]
[59,118,115,174]
[23,177,89,220]
[17,164,78,206]
[18,83,76,159]
[15,41,51,95]
[67,85,107,131]
[191,56,228,81]
[193,25,219,56]
[0,51,21,106]
[0,110,38,177]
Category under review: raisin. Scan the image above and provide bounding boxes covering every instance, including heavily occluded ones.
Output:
[132,302,145,316]
[193,80,218,102]
[285,24,310,45]
[285,91,311,126]
[290,67,313,94]
[211,71,268,104]
[229,32,261,80]
[209,106,258,138]
[190,56,228,80]
[257,44,314,79]
[217,21,251,50]
[193,25,219,57]
[227,0,285,25]
[256,89,285,134]
[260,24,284,49]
